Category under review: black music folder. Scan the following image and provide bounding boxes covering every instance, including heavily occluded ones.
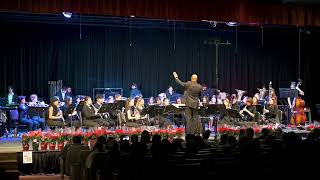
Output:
[27,106,48,117]
[254,105,263,114]
[227,109,243,119]
[205,104,227,115]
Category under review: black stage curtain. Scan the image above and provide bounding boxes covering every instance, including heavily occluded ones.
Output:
[0,20,318,111]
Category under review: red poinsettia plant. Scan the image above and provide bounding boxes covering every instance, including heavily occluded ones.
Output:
[29,130,42,143]
[22,134,30,145]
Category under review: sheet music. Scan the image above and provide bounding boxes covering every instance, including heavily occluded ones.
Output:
[171,104,186,108]
[23,151,32,164]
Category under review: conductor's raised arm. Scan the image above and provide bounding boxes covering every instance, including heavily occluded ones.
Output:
[173,72,187,87]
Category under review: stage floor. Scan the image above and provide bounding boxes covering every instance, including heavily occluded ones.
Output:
[0,136,22,153]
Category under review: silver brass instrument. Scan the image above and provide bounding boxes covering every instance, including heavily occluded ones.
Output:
[235,89,246,102]
[257,87,267,100]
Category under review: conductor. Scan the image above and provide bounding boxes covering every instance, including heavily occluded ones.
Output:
[173,72,203,134]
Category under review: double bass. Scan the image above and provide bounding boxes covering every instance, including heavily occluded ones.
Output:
[290,80,307,125]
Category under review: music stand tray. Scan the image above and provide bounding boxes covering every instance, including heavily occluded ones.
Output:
[98,103,114,114]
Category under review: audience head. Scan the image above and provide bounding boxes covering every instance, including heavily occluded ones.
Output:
[202,130,211,140]
[93,142,105,152]
[261,128,270,138]
[131,134,139,144]
[152,134,162,144]
[140,130,150,144]
[185,134,196,142]
[72,136,82,144]
[227,136,237,148]
[220,134,228,144]
[97,136,107,145]
[239,129,245,138]
[107,139,119,151]
[245,128,254,139]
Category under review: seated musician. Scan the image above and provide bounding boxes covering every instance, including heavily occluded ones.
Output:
[219,98,234,125]
[230,94,240,110]
[124,98,141,127]
[209,95,217,104]
[81,96,109,127]
[173,97,184,127]
[93,94,116,127]
[114,94,123,101]
[106,96,115,103]
[47,96,65,127]
[155,97,162,105]
[62,96,80,127]
[6,86,18,104]
[176,97,183,104]
[18,96,41,131]
[201,84,214,99]
[135,97,149,125]
[130,83,143,98]
[252,96,259,106]
[263,97,280,124]
[165,86,177,100]
[148,96,155,105]
[240,97,257,122]
[201,96,209,107]
[159,98,173,128]
[28,94,46,130]
[93,94,105,110]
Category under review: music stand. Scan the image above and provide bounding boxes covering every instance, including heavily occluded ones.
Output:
[227,109,243,119]
[255,105,263,114]
[205,104,226,139]
[114,100,126,110]
[76,101,85,112]
[206,104,227,115]
[27,106,48,117]
[98,103,114,114]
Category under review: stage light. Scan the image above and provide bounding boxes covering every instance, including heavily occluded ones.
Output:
[201,20,209,22]
[130,15,135,18]
[226,22,239,26]
[62,12,72,18]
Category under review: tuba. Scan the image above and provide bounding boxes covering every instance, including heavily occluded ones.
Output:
[257,87,267,100]
[235,89,246,102]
